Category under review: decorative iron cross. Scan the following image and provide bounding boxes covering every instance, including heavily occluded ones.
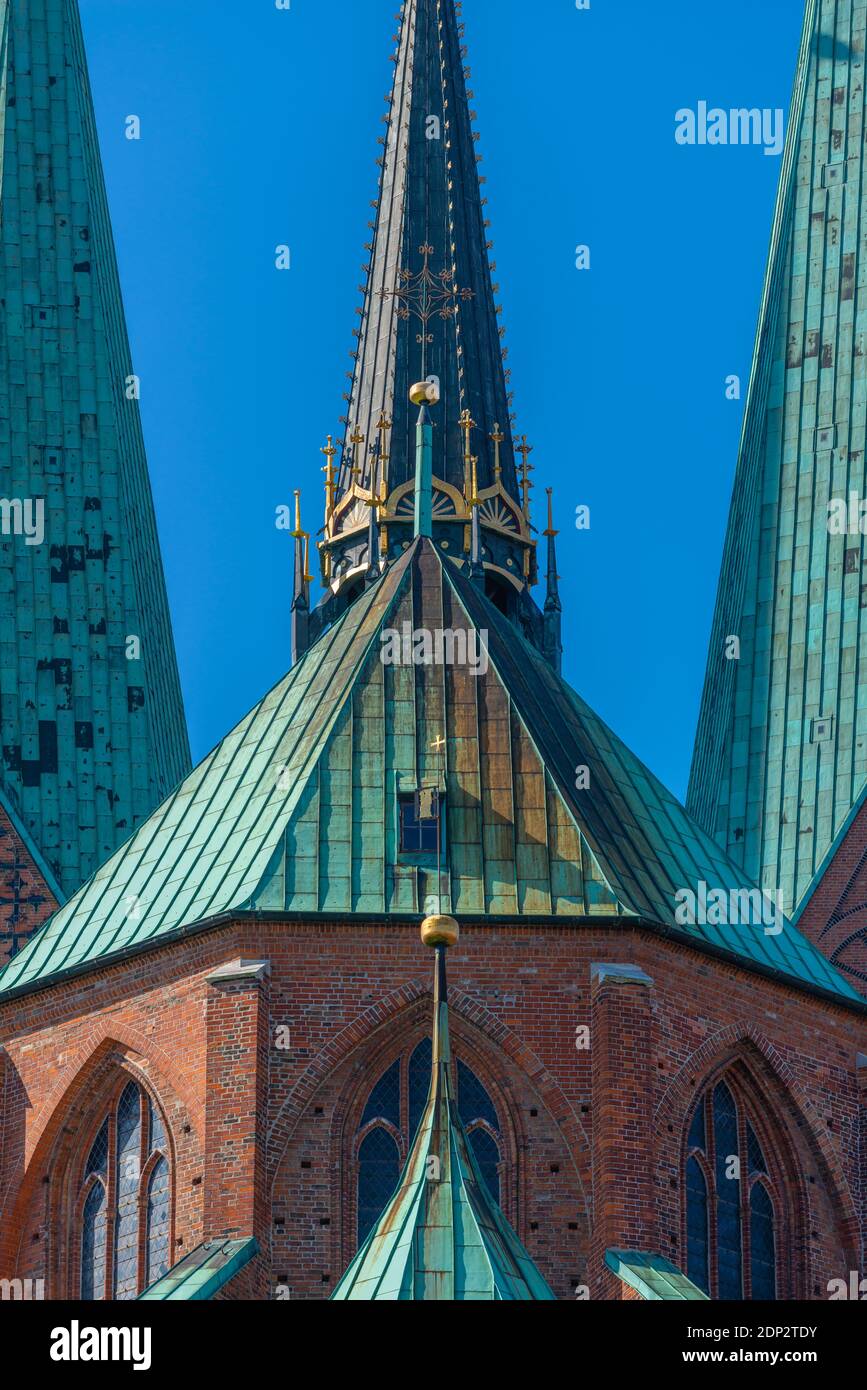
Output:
[380,244,473,375]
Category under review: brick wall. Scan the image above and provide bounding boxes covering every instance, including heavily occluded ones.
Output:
[0,917,864,1300]
[797,798,867,992]
[0,804,59,967]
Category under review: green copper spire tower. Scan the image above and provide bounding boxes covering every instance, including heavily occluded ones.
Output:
[332,914,555,1301]
[0,0,190,917]
[689,0,867,918]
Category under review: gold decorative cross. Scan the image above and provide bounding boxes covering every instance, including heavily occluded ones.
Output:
[320,435,337,523]
[490,422,504,482]
[517,435,534,518]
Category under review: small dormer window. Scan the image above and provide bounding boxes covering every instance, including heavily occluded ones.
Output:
[399,790,441,853]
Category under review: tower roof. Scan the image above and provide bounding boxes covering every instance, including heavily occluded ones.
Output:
[0,540,860,1007]
[331,933,556,1300]
[0,0,190,902]
[689,0,867,916]
[337,0,518,505]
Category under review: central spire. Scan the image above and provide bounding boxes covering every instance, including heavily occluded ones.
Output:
[303,0,548,648]
[339,0,518,503]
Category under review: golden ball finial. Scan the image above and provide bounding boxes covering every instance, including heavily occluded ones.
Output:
[420,914,459,949]
[410,379,440,407]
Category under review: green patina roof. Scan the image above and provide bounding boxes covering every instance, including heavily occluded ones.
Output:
[0,0,190,899]
[332,942,555,1301]
[689,0,867,928]
[137,1237,257,1302]
[605,1249,709,1302]
[0,539,860,1004]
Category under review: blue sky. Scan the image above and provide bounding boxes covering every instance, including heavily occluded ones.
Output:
[79,0,803,799]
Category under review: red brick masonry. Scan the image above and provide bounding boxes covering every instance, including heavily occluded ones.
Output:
[0,919,864,1300]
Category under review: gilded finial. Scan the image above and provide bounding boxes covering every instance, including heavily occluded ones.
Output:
[376,413,392,502]
[490,423,504,482]
[460,409,476,501]
[544,487,558,538]
[303,533,314,585]
[292,489,304,539]
[420,914,459,949]
[517,436,534,519]
[350,425,365,482]
[469,456,480,508]
[321,435,337,526]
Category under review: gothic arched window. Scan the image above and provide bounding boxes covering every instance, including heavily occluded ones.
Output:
[77,1080,172,1300]
[355,1038,503,1247]
[684,1077,778,1300]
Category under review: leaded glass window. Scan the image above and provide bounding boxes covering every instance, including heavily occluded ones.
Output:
[356,1039,504,1249]
[81,1182,107,1301]
[750,1183,776,1300]
[685,1077,779,1300]
[685,1156,710,1295]
[468,1127,500,1204]
[78,1079,171,1299]
[114,1083,142,1300]
[408,1038,432,1140]
[357,1128,401,1245]
[146,1157,171,1287]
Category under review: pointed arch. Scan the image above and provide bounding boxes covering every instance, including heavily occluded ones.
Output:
[267,981,591,1211]
[4,1035,190,1297]
[657,1026,860,1295]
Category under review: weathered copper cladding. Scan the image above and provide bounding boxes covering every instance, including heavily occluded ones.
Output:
[1,539,859,1007]
[0,0,191,929]
[690,0,867,953]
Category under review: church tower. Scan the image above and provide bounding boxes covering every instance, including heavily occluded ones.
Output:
[689,0,867,966]
[0,0,190,960]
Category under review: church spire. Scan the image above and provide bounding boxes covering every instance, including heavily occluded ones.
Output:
[315,0,543,635]
[0,0,190,925]
[331,913,556,1301]
[688,0,860,915]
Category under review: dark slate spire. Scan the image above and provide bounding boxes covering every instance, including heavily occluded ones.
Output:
[338,0,517,502]
[0,0,190,910]
[314,0,549,654]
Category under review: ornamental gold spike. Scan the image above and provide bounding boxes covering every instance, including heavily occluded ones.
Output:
[376,412,392,502]
[459,408,476,501]
[349,425,366,483]
[517,435,534,519]
[469,456,480,509]
[321,435,337,526]
[490,422,504,482]
[292,489,305,539]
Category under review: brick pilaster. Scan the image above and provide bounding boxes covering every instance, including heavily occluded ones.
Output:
[589,962,655,1300]
[204,958,271,1299]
